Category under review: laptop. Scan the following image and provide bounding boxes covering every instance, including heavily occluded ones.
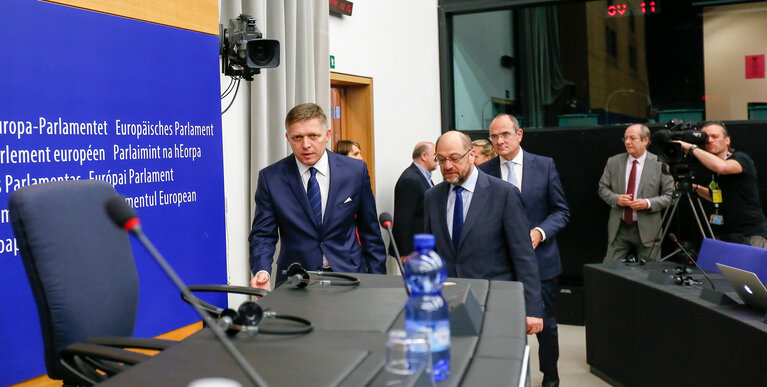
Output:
[717,263,767,311]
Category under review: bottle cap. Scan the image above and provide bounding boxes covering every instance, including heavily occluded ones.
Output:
[413,233,435,250]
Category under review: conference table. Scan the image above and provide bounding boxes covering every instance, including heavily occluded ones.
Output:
[585,262,767,386]
[101,273,529,386]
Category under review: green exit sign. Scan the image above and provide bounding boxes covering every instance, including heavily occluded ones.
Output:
[330,55,336,69]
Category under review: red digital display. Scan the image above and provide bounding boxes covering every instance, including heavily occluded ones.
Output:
[607,1,659,17]
[329,0,353,16]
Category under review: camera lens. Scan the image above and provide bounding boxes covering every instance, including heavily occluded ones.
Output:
[248,40,276,67]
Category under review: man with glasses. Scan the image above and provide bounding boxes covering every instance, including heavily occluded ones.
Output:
[675,121,767,247]
[598,123,673,261]
[478,114,569,387]
[423,130,544,336]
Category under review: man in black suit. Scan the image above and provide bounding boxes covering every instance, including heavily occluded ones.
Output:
[393,142,437,256]
[424,130,543,334]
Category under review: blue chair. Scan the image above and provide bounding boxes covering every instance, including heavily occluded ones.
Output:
[9,180,263,385]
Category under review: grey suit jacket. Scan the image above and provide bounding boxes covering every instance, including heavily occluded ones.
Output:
[598,151,674,245]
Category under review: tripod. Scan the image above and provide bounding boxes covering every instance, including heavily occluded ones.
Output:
[648,186,716,262]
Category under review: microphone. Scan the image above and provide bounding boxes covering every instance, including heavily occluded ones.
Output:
[105,195,268,387]
[667,233,715,290]
[378,212,410,296]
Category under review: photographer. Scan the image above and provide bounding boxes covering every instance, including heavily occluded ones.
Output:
[675,121,767,247]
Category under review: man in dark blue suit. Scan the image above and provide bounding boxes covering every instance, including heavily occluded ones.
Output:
[248,103,386,289]
[424,130,544,334]
[478,114,570,387]
[393,141,437,257]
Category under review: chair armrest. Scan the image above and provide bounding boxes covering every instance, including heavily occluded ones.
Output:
[62,342,151,364]
[86,336,175,350]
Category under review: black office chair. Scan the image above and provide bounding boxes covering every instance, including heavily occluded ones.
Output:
[9,180,265,385]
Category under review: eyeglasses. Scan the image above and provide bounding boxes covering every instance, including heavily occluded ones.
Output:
[435,148,472,165]
[488,131,516,142]
[622,136,642,142]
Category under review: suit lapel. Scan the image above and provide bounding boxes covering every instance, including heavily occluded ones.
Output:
[324,152,342,229]
[286,155,322,229]
[488,156,502,179]
[617,153,629,194]
[436,183,455,255]
[638,153,655,197]
[459,171,490,250]
[520,151,534,196]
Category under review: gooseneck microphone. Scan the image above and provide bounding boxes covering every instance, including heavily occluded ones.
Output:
[378,212,410,296]
[105,195,268,387]
[667,233,716,290]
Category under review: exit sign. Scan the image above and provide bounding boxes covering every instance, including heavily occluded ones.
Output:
[606,1,660,17]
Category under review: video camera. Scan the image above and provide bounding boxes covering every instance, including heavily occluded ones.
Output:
[651,119,709,190]
[220,14,280,81]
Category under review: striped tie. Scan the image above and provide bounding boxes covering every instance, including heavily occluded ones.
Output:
[307,167,322,225]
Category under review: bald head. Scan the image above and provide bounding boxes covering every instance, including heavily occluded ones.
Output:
[412,141,437,171]
[436,130,473,153]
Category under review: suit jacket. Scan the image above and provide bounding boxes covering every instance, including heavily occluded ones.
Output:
[598,151,674,245]
[478,152,570,280]
[393,163,432,255]
[424,169,543,317]
[248,151,386,283]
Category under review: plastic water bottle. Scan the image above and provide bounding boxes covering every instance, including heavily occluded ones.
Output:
[404,233,450,381]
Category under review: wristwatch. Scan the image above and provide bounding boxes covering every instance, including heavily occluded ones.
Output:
[688,145,699,153]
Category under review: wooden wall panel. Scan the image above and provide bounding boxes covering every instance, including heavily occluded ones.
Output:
[44,0,218,35]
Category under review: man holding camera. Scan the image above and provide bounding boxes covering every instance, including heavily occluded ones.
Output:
[675,121,767,248]
[599,124,674,261]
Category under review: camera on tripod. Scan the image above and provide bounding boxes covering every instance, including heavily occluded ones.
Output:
[652,119,709,191]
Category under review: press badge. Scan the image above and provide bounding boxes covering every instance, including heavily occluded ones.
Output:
[710,214,724,225]
[709,181,722,204]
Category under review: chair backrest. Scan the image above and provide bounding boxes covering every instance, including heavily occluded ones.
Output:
[8,180,139,380]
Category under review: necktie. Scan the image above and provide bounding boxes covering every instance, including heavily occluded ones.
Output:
[624,160,638,224]
[506,161,519,189]
[307,167,322,225]
[452,186,464,250]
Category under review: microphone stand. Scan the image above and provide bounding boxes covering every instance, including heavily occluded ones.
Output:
[131,226,268,386]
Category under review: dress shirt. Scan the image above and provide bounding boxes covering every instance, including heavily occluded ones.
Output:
[500,150,524,190]
[297,150,330,219]
[446,167,478,238]
[414,162,434,187]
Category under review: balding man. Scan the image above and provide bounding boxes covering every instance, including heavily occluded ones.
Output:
[598,123,673,261]
[424,131,544,335]
[478,114,569,387]
[393,142,437,256]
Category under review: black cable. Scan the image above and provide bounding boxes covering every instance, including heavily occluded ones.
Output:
[221,78,241,115]
[220,77,235,99]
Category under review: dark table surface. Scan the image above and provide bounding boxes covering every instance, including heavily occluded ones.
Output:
[585,261,767,387]
[100,273,530,386]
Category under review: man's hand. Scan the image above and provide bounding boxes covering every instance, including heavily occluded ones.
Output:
[628,199,649,211]
[250,271,270,290]
[674,140,693,153]
[530,229,543,250]
[617,193,633,207]
[526,316,543,334]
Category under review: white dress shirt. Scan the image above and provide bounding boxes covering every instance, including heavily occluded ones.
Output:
[296,150,330,220]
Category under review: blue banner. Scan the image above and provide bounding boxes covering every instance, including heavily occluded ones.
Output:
[0,1,227,384]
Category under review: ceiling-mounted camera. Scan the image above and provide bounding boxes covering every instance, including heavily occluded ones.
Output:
[220,14,280,81]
